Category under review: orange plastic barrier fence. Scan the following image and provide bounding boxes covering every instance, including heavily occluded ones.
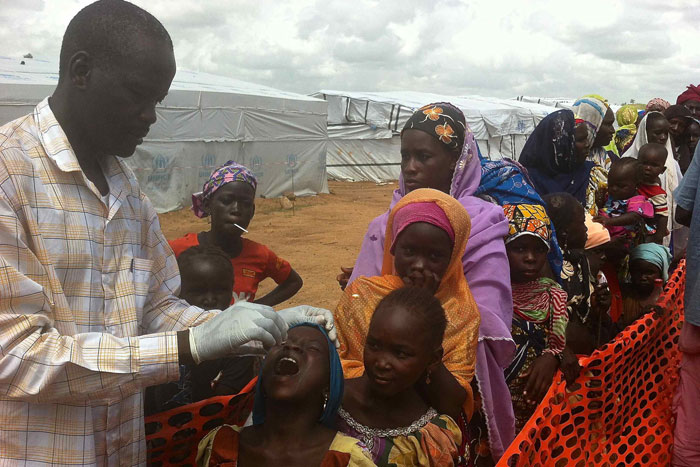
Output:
[498,261,686,467]
[145,377,257,466]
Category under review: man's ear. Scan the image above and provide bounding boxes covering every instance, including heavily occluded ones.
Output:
[68,51,92,89]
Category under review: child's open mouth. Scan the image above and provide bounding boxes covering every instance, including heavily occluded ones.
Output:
[275,356,300,376]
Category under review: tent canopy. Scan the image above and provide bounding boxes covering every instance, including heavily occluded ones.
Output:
[0,56,329,212]
[313,90,559,182]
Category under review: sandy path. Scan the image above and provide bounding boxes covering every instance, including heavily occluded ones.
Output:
[158,181,397,309]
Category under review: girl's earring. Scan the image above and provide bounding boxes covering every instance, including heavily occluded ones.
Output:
[322,393,329,412]
[426,370,432,385]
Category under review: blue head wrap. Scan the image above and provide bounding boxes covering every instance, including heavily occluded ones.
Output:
[252,323,343,429]
[630,243,672,281]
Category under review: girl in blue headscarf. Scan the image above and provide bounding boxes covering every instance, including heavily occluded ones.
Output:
[197,324,375,466]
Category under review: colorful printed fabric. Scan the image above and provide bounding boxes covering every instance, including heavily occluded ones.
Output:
[599,195,655,240]
[197,424,376,466]
[350,103,515,459]
[638,183,669,217]
[337,188,480,418]
[476,156,564,280]
[191,160,258,218]
[615,126,637,155]
[572,96,606,147]
[575,95,620,172]
[511,278,568,350]
[677,84,700,105]
[585,165,609,215]
[647,98,671,112]
[402,103,466,152]
[519,109,595,204]
[503,204,551,248]
[617,105,640,127]
[507,277,568,432]
[337,407,461,466]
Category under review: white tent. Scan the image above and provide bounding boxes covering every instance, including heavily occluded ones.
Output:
[0,56,329,212]
[313,90,558,183]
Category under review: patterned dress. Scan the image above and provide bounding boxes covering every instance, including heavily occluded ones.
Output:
[196,424,376,466]
[337,407,462,466]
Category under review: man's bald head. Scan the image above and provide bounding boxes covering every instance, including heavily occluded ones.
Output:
[58,0,172,82]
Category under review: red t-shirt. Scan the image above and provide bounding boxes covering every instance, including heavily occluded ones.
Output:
[169,233,292,303]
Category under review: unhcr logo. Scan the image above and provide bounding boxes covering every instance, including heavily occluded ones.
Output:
[251,156,264,179]
[285,153,298,175]
[147,154,171,190]
[200,153,216,177]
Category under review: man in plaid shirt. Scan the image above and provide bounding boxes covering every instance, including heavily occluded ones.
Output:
[0,1,334,464]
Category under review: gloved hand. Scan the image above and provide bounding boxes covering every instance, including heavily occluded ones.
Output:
[189,301,287,364]
[277,305,339,348]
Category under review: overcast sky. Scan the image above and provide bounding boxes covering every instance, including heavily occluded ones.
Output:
[1,0,698,104]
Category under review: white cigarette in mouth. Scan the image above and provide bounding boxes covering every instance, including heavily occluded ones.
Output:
[234,223,248,233]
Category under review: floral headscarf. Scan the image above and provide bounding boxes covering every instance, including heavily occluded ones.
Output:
[646,98,670,113]
[191,160,257,218]
[402,103,466,152]
[503,204,552,249]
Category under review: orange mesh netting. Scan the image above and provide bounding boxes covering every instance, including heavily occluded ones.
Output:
[498,261,685,467]
[145,377,257,466]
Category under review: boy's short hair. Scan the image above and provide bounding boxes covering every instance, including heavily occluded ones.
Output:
[374,286,447,348]
[177,244,233,278]
[543,192,579,230]
[638,143,668,161]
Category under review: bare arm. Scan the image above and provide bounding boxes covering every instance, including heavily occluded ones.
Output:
[676,207,692,227]
[255,269,303,307]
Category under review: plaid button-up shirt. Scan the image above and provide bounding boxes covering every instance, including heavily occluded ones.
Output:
[0,98,216,465]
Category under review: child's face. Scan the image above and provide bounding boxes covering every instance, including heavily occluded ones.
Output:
[607,166,638,200]
[585,245,608,276]
[207,182,255,238]
[630,259,662,294]
[393,222,453,290]
[638,149,667,184]
[179,258,233,310]
[506,235,548,284]
[647,117,670,146]
[574,124,590,165]
[364,304,437,397]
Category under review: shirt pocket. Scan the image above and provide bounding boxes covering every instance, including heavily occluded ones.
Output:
[131,257,154,310]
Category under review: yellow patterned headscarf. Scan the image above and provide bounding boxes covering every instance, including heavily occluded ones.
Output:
[503,204,551,249]
[334,188,480,417]
[616,105,639,127]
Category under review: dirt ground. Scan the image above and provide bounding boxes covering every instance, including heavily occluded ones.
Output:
[158,181,397,310]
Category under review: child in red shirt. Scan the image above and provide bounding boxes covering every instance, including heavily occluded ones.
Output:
[170,161,302,305]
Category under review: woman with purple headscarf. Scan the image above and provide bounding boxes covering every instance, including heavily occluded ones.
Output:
[341,103,516,462]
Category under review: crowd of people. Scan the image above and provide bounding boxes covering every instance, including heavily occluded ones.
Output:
[0,1,698,466]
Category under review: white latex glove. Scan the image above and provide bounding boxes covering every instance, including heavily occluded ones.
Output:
[189,302,287,364]
[277,305,339,348]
